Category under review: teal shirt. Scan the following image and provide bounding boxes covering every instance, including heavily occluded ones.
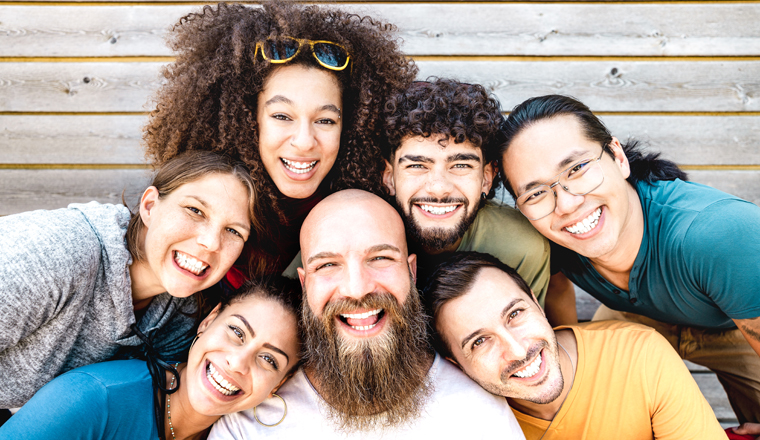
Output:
[553,179,760,329]
[0,360,158,439]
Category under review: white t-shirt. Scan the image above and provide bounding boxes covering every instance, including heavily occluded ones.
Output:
[209,353,525,439]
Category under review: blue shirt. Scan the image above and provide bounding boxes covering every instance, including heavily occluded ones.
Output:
[553,179,760,329]
[0,360,157,439]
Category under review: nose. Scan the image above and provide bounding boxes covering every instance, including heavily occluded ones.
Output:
[424,167,454,199]
[553,184,584,215]
[225,348,250,376]
[197,226,222,252]
[342,259,375,301]
[290,120,317,152]
[498,329,528,361]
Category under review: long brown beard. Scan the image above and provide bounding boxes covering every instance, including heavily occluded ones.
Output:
[302,285,433,432]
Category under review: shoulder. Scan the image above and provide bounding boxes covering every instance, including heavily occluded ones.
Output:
[461,202,549,256]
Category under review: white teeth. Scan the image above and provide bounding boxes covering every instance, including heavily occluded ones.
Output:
[350,323,378,331]
[513,353,542,378]
[340,309,382,320]
[281,158,317,174]
[419,204,458,215]
[207,363,240,396]
[565,208,602,235]
[174,251,208,275]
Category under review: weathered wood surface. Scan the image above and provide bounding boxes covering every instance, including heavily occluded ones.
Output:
[0,115,148,164]
[688,170,760,206]
[601,116,760,166]
[3,114,758,166]
[0,169,149,215]
[3,61,760,112]
[3,4,760,57]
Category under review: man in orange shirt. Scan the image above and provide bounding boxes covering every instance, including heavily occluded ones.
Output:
[424,251,726,440]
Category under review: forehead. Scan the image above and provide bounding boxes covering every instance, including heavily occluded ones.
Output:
[302,202,407,258]
[224,296,298,343]
[259,64,341,103]
[503,115,598,191]
[395,135,483,161]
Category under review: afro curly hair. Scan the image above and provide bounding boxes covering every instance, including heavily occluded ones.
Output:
[142,2,418,275]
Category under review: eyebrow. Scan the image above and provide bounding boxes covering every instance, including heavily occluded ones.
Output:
[263,95,293,107]
[264,343,290,366]
[516,149,591,194]
[367,244,402,254]
[459,298,524,350]
[232,314,255,337]
[398,154,433,165]
[320,104,341,116]
[447,152,481,163]
[306,251,339,265]
[185,195,251,234]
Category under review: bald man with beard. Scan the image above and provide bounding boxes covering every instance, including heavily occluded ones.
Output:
[209,190,525,439]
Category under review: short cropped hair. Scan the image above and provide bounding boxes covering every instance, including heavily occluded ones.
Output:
[423,252,532,359]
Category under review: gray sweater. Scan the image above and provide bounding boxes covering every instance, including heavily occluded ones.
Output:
[0,202,197,408]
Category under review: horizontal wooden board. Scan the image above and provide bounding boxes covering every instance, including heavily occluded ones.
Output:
[688,170,760,206]
[2,114,759,165]
[0,115,148,163]
[3,60,760,112]
[2,4,760,57]
[600,115,760,165]
[0,168,150,215]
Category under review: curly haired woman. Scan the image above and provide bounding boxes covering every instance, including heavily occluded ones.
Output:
[143,2,418,281]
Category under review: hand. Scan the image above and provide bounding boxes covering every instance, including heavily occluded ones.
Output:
[728,423,760,440]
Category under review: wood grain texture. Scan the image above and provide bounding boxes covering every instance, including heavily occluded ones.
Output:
[2,114,758,166]
[600,115,760,165]
[418,60,760,112]
[2,4,760,57]
[3,61,760,112]
[0,62,164,112]
[0,115,148,163]
[0,169,149,215]
[688,170,760,206]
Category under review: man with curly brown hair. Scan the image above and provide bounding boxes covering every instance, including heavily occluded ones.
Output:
[382,79,551,304]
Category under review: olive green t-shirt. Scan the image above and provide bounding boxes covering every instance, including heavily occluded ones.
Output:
[456,201,551,306]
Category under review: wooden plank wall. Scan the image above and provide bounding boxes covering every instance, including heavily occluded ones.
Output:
[1,1,759,216]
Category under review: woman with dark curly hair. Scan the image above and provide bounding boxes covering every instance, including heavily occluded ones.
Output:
[143,2,418,281]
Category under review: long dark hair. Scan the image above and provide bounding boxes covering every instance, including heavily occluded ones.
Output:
[141,276,302,440]
[497,95,688,198]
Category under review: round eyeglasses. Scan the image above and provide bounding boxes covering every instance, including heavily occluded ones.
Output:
[515,147,606,221]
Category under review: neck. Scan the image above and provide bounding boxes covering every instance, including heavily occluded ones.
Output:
[589,183,644,289]
[164,365,218,440]
[128,260,166,310]
[508,329,577,421]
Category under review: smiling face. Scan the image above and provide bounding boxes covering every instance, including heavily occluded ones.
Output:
[256,64,343,199]
[137,173,251,299]
[384,136,494,254]
[502,115,637,261]
[298,191,416,339]
[184,295,299,416]
[437,267,563,403]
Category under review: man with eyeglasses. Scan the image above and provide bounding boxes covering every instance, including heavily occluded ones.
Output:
[497,94,760,425]
[381,78,551,303]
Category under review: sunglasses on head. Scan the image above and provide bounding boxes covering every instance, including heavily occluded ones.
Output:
[254,37,351,71]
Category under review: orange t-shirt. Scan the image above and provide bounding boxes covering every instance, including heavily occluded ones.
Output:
[513,321,727,440]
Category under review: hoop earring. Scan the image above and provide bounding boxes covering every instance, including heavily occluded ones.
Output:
[191,332,202,349]
[253,393,287,427]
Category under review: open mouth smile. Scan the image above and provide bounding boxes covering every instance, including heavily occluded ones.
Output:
[281,158,317,174]
[512,352,542,379]
[565,207,602,235]
[174,251,209,276]
[417,204,459,216]
[339,308,384,331]
[207,362,241,396]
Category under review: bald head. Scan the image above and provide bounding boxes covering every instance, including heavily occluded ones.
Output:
[301,189,409,260]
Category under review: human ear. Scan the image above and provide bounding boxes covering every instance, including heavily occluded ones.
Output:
[198,303,222,333]
[382,159,396,196]
[608,137,631,179]
[139,186,160,228]
[407,253,417,283]
[482,161,495,194]
[297,268,305,288]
